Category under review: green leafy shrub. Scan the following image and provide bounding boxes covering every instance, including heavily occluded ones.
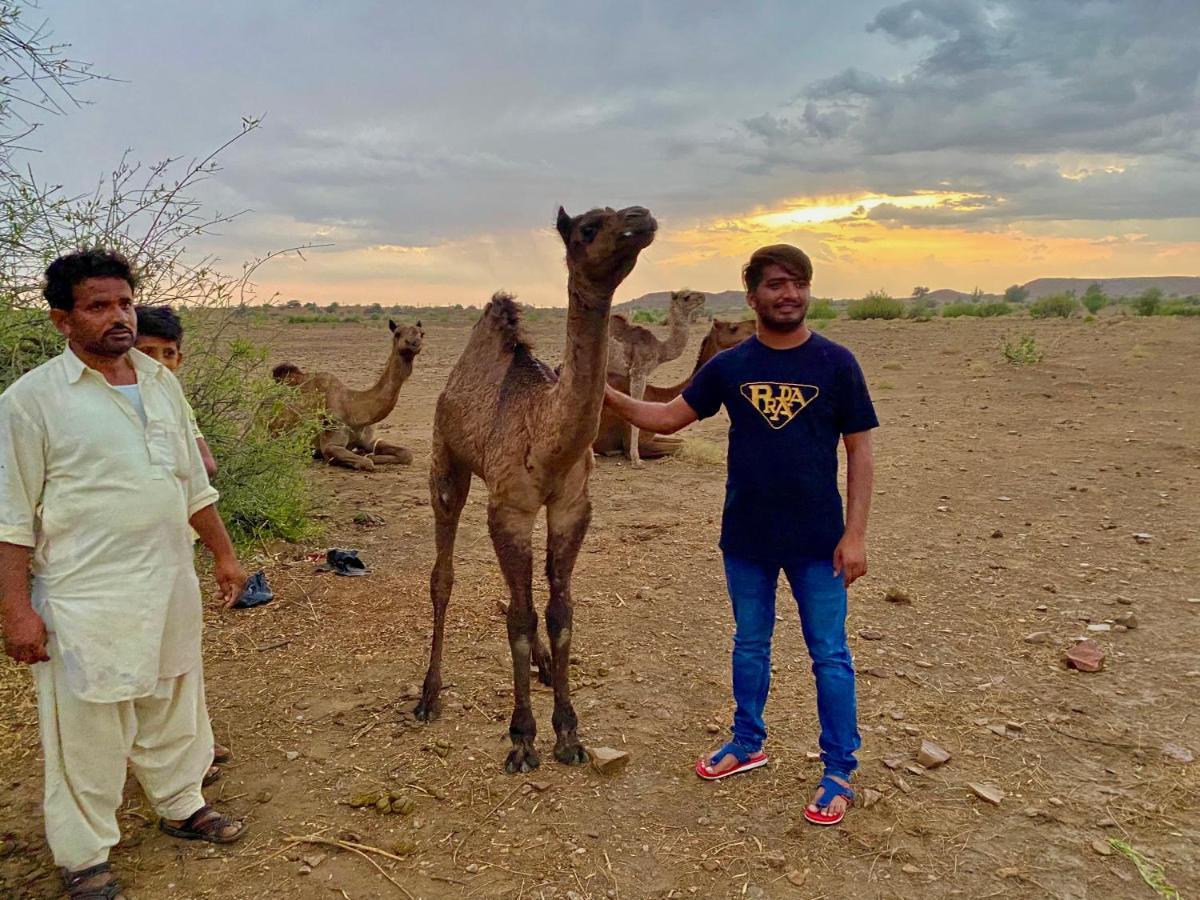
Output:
[185,338,319,547]
[941,302,975,318]
[1082,283,1107,314]
[1133,288,1162,316]
[1002,334,1043,365]
[1160,301,1200,316]
[1029,294,1078,319]
[1,116,319,550]
[906,297,937,321]
[631,308,666,325]
[808,299,838,320]
[847,290,905,320]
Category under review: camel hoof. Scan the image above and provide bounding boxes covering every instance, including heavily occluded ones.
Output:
[554,742,589,766]
[413,699,439,722]
[505,744,540,774]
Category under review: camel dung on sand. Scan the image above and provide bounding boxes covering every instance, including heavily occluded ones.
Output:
[606,289,707,465]
[415,205,657,774]
[594,316,756,459]
[271,319,423,471]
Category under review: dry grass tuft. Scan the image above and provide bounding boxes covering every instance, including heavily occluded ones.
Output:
[0,659,38,767]
[674,438,725,466]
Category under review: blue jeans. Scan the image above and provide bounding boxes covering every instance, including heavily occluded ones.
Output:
[723,554,860,778]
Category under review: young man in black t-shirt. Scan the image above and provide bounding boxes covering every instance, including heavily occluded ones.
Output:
[603,244,877,826]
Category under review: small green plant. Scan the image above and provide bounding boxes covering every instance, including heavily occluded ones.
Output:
[631,308,666,325]
[906,296,937,321]
[1029,293,1078,319]
[1002,333,1043,365]
[1161,301,1200,316]
[1133,288,1162,316]
[847,290,905,320]
[1109,839,1180,899]
[1082,282,1107,314]
[944,301,1012,318]
[808,299,838,320]
[1004,283,1030,304]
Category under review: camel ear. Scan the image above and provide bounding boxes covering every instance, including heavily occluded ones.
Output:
[389,319,397,332]
[415,320,422,328]
[556,207,572,244]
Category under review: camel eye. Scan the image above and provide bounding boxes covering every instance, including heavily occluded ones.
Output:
[580,224,598,241]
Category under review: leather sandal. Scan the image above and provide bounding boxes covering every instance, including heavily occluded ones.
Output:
[159,805,247,844]
[62,862,126,899]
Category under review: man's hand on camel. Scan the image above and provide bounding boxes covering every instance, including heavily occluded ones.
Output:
[2,605,49,664]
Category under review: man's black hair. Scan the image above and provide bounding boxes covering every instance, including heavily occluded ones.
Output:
[43,248,138,311]
[136,304,184,345]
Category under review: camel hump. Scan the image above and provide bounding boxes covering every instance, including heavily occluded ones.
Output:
[483,291,533,354]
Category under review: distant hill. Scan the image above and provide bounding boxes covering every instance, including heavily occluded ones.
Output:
[617,275,1199,312]
[1021,276,1200,299]
[924,288,1001,304]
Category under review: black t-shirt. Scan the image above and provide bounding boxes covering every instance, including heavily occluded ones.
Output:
[681,332,879,563]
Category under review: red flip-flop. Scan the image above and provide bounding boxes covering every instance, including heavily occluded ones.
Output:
[802,775,854,826]
[695,742,769,781]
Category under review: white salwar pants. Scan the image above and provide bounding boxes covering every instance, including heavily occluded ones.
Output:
[34,654,213,871]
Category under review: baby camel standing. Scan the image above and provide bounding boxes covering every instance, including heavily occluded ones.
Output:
[415,206,657,773]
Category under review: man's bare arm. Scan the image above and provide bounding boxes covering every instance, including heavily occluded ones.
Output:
[196,436,217,478]
[603,384,699,435]
[189,504,247,609]
[832,430,875,587]
[0,542,47,664]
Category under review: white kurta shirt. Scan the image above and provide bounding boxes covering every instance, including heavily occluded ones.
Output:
[0,347,219,702]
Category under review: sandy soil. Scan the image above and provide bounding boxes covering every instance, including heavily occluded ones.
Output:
[2,311,1198,900]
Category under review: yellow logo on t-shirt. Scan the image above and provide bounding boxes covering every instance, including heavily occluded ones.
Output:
[740,382,819,429]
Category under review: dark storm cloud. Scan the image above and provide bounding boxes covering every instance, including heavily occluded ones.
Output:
[727,0,1200,222]
[33,0,1200,265]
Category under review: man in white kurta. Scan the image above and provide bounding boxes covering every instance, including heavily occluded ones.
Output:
[0,249,247,897]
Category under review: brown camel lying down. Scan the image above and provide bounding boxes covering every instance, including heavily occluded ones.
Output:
[271,320,423,471]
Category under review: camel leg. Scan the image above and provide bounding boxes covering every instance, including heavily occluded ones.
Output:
[488,501,541,774]
[545,486,591,765]
[415,437,471,721]
[627,370,647,467]
[354,426,414,465]
[368,439,414,465]
[321,430,376,471]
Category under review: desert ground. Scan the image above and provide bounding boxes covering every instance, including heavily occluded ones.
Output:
[1,311,1197,900]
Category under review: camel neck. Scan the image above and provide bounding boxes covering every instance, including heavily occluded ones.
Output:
[357,349,414,424]
[661,304,690,359]
[552,278,612,454]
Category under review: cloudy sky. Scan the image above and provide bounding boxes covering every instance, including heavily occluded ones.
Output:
[31,0,1200,305]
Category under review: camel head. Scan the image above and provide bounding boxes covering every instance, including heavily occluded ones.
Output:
[671,289,707,322]
[710,317,757,350]
[389,319,425,360]
[271,362,307,386]
[555,205,657,300]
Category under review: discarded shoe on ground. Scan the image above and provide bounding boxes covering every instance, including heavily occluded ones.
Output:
[318,548,370,577]
[231,570,275,609]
